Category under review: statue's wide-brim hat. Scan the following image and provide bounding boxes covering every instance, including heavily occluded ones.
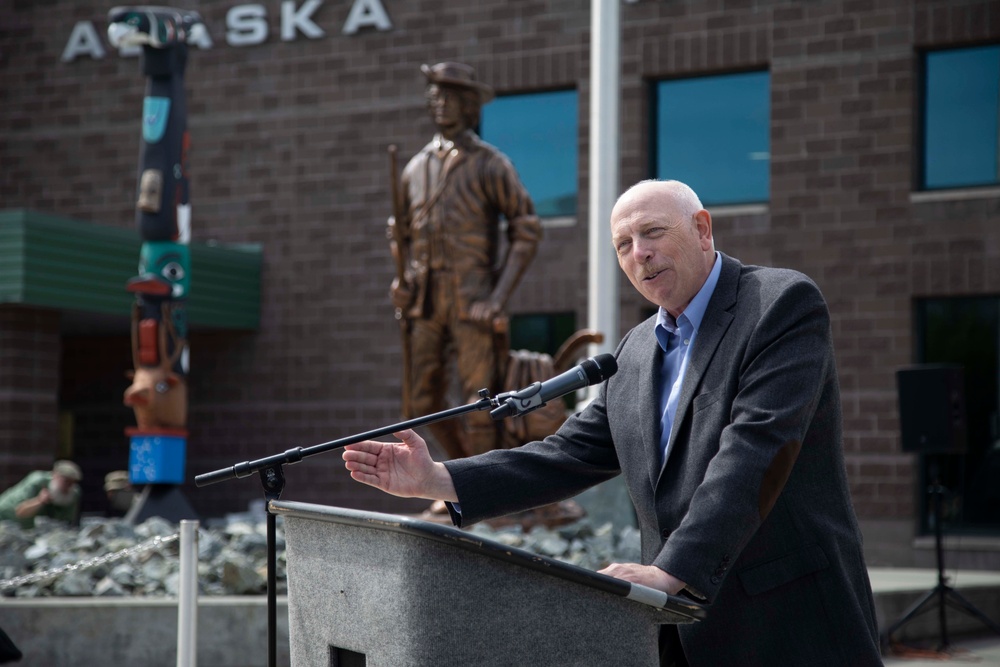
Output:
[421,62,495,103]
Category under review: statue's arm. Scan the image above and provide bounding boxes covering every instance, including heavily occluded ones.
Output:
[490,156,542,310]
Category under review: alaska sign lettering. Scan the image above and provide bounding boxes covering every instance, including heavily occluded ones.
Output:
[61,0,393,62]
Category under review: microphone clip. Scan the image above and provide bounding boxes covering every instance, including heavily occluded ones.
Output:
[490,382,544,420]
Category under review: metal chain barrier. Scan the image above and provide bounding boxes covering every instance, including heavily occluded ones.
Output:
[0,532,179,592]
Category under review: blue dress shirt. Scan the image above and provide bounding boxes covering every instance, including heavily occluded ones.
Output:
[655,252,722,464]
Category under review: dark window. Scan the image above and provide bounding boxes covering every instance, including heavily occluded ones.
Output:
[480,90,578,218]
[920,45,1000,190]
[653,71,770,206]
[510,312,577,357]
[914,297,1000,535]
[509,311,580,408]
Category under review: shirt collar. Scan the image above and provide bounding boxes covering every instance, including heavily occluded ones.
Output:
[432,129,477,153]
[655,252,722,350]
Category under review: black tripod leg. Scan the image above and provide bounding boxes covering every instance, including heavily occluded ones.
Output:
[884,586,940,639]
[884,459,1000,651]
[943,587,1000,635]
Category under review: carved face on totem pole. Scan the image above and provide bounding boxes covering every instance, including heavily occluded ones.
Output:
[131,241,191,300]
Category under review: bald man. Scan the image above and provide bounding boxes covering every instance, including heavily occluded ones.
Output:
[344,180,882,666]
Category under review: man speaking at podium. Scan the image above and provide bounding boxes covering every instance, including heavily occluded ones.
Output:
[344,180,882,666]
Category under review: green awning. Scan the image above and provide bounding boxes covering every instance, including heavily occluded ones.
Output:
[0,209,261,331]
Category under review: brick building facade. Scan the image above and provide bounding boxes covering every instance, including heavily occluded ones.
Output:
[2,0,999,567]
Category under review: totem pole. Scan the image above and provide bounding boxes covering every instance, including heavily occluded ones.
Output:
[108,8,203,513]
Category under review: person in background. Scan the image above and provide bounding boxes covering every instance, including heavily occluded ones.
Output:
[0,460,83,529]
[104,470,136,517]
[344,179,883,666]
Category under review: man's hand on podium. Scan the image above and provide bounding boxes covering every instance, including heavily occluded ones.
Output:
[598,562,686,595]
[343,429,459,502]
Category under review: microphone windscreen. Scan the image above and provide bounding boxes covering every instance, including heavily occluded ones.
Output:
[589,353,618,382]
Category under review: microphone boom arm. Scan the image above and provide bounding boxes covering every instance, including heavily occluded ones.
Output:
[195,390,498,487]
[196,354,618,487]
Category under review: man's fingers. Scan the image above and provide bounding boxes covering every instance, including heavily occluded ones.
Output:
[394,429,418,442]
[344,440,386,454]
[342,457,372,473]
[349,470,382,487]
[342,448,378,465]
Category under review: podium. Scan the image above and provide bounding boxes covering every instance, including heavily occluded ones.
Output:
[271,500,706,667]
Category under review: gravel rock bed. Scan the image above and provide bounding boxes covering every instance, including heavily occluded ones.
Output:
[0,512,640,598]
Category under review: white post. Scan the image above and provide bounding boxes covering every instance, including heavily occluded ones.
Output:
[588,0,621,371]
[177,519,199,667]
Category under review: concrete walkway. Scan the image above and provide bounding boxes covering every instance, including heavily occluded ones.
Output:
[870,567,1000,594]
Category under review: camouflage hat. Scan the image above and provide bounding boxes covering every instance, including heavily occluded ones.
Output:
[53,460,83,482]
[104,470,131,492]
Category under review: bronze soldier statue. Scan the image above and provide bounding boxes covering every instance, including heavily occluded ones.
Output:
[388,62,542,459]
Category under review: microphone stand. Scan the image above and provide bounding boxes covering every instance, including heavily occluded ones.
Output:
[194,389,503,667]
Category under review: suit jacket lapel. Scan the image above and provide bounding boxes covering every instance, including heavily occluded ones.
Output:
[656,254,740,486]
[629,322,665,492]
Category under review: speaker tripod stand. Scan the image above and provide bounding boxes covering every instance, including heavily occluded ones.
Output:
[883,460,1000,652]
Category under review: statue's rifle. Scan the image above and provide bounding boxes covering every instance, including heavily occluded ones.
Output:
[387,145,412,417]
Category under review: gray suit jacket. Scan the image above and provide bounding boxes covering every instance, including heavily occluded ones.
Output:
[445,254,882,666]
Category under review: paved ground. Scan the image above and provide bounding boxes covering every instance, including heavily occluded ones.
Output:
[869,567,1000,665]
[883,634,1000,665]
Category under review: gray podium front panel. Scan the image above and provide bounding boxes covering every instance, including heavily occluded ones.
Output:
[271,500,705,667]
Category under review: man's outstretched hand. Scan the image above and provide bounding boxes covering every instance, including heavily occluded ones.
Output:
[342,429,458,502]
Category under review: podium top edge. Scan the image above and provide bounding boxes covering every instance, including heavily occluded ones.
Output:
[269,499,706,622]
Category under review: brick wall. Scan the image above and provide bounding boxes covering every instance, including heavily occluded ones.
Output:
[0,306,61,481]
[2,0,999,520]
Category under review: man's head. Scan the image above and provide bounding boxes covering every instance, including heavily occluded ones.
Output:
[611,180,716,318]
[421,62,493,134]
[50,460,82,507]
[104,470,131,493]
[104,470,135,513]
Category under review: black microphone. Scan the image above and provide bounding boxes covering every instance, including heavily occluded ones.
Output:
[490,353,618,420]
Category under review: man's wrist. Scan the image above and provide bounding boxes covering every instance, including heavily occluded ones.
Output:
[429,462,459,502]
[659,569,687,596]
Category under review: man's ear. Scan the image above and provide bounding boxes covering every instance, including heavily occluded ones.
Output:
[695,209,713,249]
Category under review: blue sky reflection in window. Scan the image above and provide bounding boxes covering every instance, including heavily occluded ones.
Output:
[481,89,578,218]
[923,45,1000,190]
[655,71,770,206]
